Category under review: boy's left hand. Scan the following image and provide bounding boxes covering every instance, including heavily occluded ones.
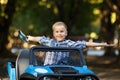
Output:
[106,43,117,47]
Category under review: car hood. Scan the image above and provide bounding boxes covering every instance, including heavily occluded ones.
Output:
[24,65,94,77]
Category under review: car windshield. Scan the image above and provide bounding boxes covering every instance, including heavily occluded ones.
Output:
[32,47,84,66]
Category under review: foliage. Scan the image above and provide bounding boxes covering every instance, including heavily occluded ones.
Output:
[11,0,101,36]
[12,0,56,36]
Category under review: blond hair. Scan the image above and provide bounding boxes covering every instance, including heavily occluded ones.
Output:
[52,21,67,31]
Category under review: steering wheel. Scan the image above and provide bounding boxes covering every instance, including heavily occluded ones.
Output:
[19,30,28,42]
[57,57,76,65]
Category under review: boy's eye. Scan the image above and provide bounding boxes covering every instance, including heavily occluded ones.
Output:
[60,31,64,33]
[55,30,64,33]
[55,31,59,33]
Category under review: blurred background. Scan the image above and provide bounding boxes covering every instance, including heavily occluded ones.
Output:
[0,0,120,79]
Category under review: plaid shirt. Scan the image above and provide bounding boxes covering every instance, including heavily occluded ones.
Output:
[39,36,86,65]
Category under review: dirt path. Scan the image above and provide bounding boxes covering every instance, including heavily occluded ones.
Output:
[90,67,120,80]
[86,56,120,80]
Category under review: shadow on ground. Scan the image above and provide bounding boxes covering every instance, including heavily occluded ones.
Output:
[86,56,120,80]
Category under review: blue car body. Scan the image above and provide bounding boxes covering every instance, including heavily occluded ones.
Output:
[7,46,99,80]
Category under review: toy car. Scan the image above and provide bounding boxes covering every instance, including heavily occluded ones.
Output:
[7,46,99,80]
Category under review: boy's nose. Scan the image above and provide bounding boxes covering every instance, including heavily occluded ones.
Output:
[57,32,61,34]
[59,32,61,34]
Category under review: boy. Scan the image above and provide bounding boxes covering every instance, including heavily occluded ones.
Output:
[27,21,115,65]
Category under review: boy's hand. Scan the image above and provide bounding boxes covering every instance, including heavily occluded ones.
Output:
[26,35,33,41]
[106,43,117,47]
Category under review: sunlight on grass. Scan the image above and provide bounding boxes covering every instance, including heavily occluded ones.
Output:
[90,67,120,80]
[98,60,111,64]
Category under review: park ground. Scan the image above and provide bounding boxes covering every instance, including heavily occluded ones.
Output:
[86,56,120,80]
[0,55,120,80]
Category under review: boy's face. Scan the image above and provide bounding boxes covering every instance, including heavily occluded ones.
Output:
[53,25,67,41]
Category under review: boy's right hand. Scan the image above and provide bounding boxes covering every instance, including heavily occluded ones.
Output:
[26,35,33,41]
[26,36,41,42]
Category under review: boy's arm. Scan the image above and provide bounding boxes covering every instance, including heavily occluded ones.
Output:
[85,42,116,47]
[27,36,41,42]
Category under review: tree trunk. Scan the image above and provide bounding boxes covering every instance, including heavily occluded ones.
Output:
[0,0,16,58]
[104,0,120,63]
[103,14,116,56]
[100,5,116,56]
[116,32,120,64]
[117,50,120,64]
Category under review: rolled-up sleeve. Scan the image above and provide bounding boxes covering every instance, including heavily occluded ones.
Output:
[67,40,86,49]
[38,36,51,46]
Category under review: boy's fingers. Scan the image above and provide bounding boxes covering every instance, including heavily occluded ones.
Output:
[26,35,29,39]
[106,44,117,47]
[26,35,31,41]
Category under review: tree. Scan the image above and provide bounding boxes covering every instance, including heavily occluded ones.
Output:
[0,0,16,57]
[99,0,116,56]
[106,0,120,64]
[12,0,99,36]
